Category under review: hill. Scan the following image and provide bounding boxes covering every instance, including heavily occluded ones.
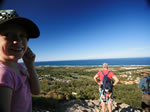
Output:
[32,66,150,111]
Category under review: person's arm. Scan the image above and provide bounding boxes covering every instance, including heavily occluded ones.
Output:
[138,78,145,89]
[0,87,12,112]
[112,75,119,86]
[93,74,101,86]
[23,47,40,95]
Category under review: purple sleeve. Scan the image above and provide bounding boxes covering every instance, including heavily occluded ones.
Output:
[0,68,14,89]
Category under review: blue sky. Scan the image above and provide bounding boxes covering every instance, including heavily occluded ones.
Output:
[1,0,150,61]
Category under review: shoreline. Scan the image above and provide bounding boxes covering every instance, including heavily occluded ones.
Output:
[35,65,150,67]
[19,57,150,67]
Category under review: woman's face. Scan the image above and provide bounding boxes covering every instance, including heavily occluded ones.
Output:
[0,23,28,61]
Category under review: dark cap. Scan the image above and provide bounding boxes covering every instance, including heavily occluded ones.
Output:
[0,9,40,38]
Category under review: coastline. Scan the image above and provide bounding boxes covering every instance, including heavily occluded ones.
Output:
[34,65,150,68]
[35,65,150,67]
[33,57,150,66]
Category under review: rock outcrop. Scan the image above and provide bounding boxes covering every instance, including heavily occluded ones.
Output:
[59,99,143,112]
[33,99,143,112]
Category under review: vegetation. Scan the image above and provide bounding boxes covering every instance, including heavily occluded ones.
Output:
[32,66,150,110]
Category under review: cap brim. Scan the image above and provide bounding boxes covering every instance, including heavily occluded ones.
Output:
[0,17,40,38]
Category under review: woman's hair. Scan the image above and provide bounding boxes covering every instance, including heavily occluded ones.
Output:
[103,63,108,68]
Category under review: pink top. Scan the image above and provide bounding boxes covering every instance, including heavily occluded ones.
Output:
[96,70,115,83]
[0,62,32,112]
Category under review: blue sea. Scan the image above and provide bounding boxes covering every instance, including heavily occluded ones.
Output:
[33,57,150,66]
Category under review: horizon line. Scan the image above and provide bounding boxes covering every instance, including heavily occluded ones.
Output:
[34,56,150,62]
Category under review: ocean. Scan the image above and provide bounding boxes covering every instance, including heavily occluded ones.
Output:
[32,57,150,66]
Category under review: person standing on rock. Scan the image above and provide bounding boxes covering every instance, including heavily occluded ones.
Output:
[139,71,150,112]
[94,63,119,112]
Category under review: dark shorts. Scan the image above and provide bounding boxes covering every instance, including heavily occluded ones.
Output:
[141,102,150,109]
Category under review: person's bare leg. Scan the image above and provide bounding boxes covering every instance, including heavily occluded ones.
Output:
[101,102,106,112]
[107,102,112,112]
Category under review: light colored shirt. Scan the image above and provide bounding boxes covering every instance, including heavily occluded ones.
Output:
[0,62,32,112]
[139,77,147,89]
[139,77,149,94]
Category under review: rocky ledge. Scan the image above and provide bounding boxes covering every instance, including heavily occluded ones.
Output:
[59,99,142,112]
[33,99,143,112]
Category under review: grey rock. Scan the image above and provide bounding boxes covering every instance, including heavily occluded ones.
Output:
[59,100,142,112]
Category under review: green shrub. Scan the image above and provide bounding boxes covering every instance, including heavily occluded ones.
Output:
[35,66,150,109]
